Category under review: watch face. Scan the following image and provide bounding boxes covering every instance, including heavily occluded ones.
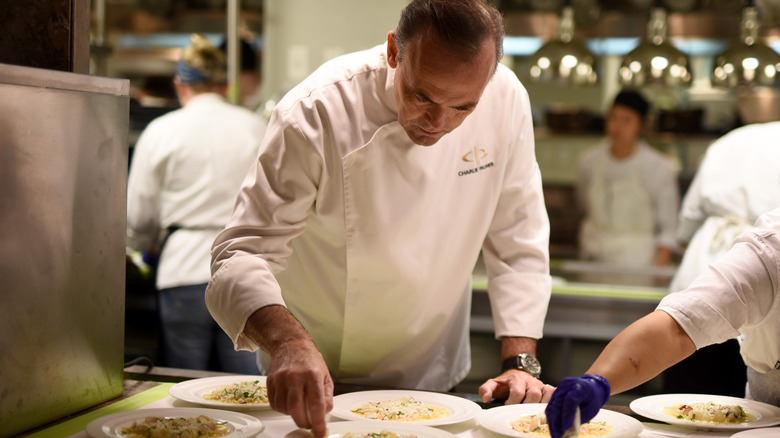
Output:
[520,354,541,376]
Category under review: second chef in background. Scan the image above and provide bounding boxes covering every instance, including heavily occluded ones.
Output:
[577,90,679,267]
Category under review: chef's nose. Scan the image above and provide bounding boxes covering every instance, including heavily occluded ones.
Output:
[424,105,447,130]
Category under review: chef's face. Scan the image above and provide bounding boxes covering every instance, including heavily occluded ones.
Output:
[387,30,496,146]
[606,104,644,147]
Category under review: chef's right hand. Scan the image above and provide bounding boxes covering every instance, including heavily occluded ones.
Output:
[266,340,334,438]
[545,374,610,438]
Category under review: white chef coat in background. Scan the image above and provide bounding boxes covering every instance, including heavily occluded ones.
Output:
[126,93,266,289]
[206,44,552,391]
[577,140,679,265]
[670,121,780,292]
[658,207,780,405]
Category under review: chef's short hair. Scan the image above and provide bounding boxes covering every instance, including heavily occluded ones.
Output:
[394,0,504,65]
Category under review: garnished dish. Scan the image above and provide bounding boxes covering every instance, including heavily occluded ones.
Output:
[350,396,450,422]
[330,390,482,426]
[118,414,231,438]
[509,412,613,437]
[663,402,753,424]
[630,394,780,430]
[168,376,271,411]
[477,404,643,438]
[202,380,269,405]
[85,407,265,438]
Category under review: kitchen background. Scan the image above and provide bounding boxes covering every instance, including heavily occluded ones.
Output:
[103,0,772,399]
[3,0,774,418]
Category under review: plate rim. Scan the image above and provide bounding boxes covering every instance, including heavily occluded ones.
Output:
[286,419,458,437]
[330,389,483,426]
[476,403,644,438]
[629,393,780,430]
[84,406,265,438]
[168,375,270,410]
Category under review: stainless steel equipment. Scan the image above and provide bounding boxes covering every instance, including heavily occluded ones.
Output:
[0,63,129,437]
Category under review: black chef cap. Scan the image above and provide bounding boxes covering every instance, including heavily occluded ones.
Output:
[613,90,650,119]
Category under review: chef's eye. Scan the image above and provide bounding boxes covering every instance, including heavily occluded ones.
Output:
[415,93,433,104]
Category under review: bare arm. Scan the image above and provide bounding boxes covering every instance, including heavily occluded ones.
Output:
[243,305,333,438]
[587,310,696,395]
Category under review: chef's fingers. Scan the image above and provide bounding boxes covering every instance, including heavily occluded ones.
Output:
[517,381,544,404]
[541,384,556,402]
[306,373,334,438]
[266,373,289,413]
[478,378,506,403]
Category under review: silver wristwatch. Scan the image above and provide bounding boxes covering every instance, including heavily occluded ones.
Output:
[501,353,542,378]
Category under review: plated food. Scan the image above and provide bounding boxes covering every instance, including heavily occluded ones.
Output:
[350,396,449,422]
[663,401,753,424]
[118,414,231,438]
[203,379,269,405]
[509,412,612,437]
[330,390,482,426]
[477,404,643,438]
[630,393,780,430]
[168,376,271,411]
[85,407,265,438]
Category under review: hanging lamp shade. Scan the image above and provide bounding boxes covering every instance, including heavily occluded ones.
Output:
[618,7,692,87]
[712,6,780,88]
[528,6,598,85]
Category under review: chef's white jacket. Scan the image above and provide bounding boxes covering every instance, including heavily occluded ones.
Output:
[670,121,780,292]
[127,93,266,289]
[658,207,780,401]
[207,44,552,391]
[576,141,679,264]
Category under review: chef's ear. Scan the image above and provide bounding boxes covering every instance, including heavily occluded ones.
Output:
[387,30,399,68]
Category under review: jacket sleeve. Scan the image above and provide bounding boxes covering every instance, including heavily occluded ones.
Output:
[126,122,165,253]
[206,107,323,350]
[481,73,552,340]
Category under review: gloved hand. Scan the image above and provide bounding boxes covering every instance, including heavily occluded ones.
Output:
[545,374,610,438]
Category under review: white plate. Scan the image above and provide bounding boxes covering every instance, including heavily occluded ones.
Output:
[630,394,780,430]
[330,390,483,426]
[168,375,271,411]
[732,427,780,437]
[477,403,644,438]
[85,407,265,438]
[285,420,457,437]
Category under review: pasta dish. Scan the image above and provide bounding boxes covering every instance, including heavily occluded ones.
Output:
[510,413,612,437]
[664,402,753,424]
[202,380,268,405]
[119,415,231,438]
[350,396,450,422]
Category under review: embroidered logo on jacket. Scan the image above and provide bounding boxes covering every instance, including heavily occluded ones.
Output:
[459,147,494,176]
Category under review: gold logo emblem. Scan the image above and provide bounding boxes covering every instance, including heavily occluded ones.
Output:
[462,147,488,167]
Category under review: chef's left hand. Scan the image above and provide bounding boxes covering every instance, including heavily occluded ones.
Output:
[478,370,555,404]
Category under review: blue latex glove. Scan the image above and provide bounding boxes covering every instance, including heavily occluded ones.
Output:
[545,374,610,438]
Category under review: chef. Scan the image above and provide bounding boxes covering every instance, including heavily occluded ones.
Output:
[670,121,780,292]
[577,90,679,267]
[206,0,552,436]
[545,205,780,438]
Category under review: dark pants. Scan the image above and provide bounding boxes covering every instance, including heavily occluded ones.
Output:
[158,283,260,374]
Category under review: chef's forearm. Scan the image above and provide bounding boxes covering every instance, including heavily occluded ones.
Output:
[500,336,537,361]
[243,304,318,357]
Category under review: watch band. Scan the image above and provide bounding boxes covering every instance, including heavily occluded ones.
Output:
[501,353,541,378]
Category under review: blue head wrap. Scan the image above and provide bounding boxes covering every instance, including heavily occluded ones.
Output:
[176,59,211,84]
